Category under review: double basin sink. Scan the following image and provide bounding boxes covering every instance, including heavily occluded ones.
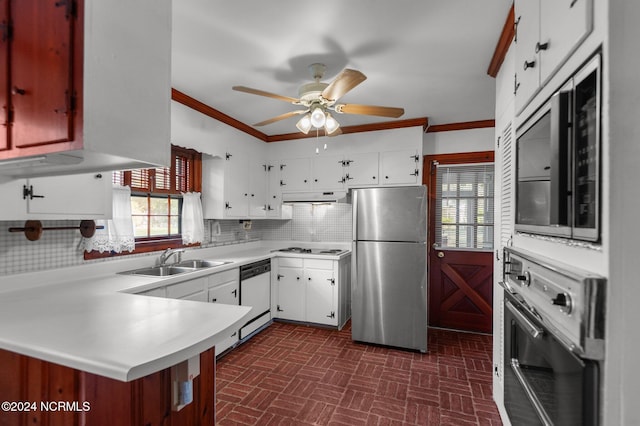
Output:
[120,259,230,277]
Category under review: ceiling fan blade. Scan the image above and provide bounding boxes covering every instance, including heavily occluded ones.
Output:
[253,110,307,126]
[233,86,299,104]
[321,69,367,101]
[334,103,404,118]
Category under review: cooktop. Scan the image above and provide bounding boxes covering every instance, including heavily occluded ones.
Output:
[275,247,348,255]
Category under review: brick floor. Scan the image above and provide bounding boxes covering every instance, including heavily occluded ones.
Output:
[216,321,503,425]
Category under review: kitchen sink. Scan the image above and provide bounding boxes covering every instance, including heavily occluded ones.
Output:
[119,259,230,277]
[120,265,195,277]
[174,259,229,269]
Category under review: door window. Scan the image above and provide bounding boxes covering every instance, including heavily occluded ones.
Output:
[435,163,495,250]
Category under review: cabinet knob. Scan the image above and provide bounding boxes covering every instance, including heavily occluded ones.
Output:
[385,176,389,179]
[12,86,26,96]
[535,41,549,53]
[523,60,536,71]
[304,179,307,183]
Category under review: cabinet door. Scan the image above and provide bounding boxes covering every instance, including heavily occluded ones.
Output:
[275,267,305,321]
[345,152,379,187]
[0,179,25,219]
[208,280,238,305]
[265,162,281,217]
[26,173,110,218]
[224,150,250,217]
[539,0,591,82]
[305,268,336,326]
[248,158,267,218]
[312,155,345,191]
[380,150,420,185]
[12,0,76,148]
[280,158,311,192]
[514,0,541,113]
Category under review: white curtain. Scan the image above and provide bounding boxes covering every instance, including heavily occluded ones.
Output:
[181,192,205,244]
[83,186,135,253]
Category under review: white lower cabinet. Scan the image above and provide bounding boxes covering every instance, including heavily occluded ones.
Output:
[207,269,240,355]
[275,262,305,321]
[273,255,351,329]
[305,266,336,326]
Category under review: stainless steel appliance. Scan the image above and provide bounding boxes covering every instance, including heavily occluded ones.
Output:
[516,52,601,242]
[275,247,348,256]
[502,247,605,425]
[239,259,271,340]
[351,186,427,352]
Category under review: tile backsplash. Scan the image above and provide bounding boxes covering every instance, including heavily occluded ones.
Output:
[0,203,351,276]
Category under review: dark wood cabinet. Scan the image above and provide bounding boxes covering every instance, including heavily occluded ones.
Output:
[0,0,83,159]
[0,347,216,426]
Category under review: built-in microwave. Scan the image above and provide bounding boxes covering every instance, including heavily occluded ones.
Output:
[515,52,601,242]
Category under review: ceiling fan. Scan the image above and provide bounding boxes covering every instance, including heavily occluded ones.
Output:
[232,63,404,135]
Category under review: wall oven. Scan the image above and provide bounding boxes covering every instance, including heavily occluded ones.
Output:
[502,247,606,425]
[515,52,601,242]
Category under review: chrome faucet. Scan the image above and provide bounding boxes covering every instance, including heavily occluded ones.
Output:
[159,248,185,266]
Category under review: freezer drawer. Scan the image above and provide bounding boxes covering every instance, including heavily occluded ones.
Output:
[351,241,427,352]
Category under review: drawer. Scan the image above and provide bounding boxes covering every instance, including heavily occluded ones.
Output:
[304,259,334,270]
[208,268,238,288]
[277,257,303,268]
[166,278,206,299]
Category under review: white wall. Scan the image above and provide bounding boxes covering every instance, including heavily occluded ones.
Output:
[605,2,640,424]
[422,127,494,156]
[267,126,423,160]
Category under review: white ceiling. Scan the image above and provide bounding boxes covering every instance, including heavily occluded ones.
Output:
[172,1,512,136]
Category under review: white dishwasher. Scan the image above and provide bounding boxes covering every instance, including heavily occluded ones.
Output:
[239,259,272,340]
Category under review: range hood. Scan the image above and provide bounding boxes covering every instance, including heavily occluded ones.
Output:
[282,190,349,203]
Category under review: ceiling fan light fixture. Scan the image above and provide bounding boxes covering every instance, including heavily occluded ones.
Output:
[324,113,340,135]
[310,106,326,128]
[296,114,312,134]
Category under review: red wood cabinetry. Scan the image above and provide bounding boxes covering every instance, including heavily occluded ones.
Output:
[0,0,83,159]
[0,347,216,426]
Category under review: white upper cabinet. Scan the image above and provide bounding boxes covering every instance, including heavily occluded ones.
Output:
[311,155,345,191]
[202,143,270,219]
[514,0,593,113]
[343,152,379,187]
[0,173,111,220]
[539,0,592,81]
[279,158,311,192]
[380,150,421,185]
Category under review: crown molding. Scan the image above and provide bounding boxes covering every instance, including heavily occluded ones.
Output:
[172,88,429,142]
[487,4,515,78]
[171,89,268,141]
[425,119,495,133]
[265,117,429,142]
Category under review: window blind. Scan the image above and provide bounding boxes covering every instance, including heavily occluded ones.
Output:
[435,162,495,250]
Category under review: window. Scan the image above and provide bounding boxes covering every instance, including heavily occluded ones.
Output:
[88,145,201,259]
[435,163,494,250]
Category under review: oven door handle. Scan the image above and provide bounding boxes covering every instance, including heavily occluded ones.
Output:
[510,360,554,426]
[505,300,544,339]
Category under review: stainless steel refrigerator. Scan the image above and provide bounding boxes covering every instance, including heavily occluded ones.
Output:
[351,186,427,352]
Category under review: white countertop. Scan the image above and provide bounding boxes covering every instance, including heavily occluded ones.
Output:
[0,241,350,382]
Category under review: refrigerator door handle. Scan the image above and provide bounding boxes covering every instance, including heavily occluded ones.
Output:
[352,190,358,241]
[351,243,358,294]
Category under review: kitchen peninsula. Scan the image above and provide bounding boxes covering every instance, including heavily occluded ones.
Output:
[0,247,264,425]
